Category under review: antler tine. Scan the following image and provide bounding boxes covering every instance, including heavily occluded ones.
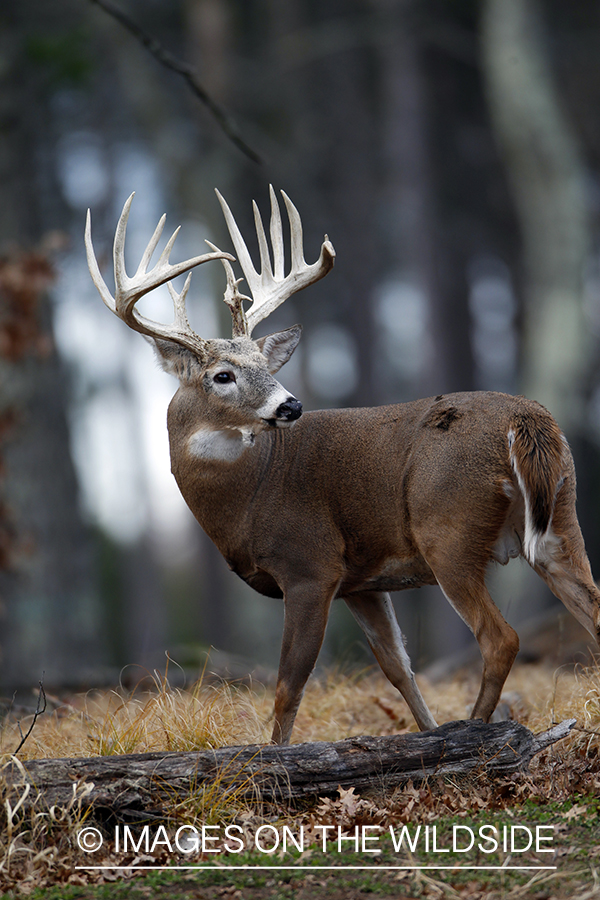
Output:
[269,185,285,282]
[252,200,272,283]
[85,207,118,314]
[215,186,336,337]
[112,192,136,298]
[215,189,262,301]
[135,213,166,277]
[206,239,250,338]
[280,190,305,273]
[155,223,183,271]
[85,193,234,356]
[167,272,194,332]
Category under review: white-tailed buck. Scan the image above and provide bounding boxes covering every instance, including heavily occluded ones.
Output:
[86,188,600,743]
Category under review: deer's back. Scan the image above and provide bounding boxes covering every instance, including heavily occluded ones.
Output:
[279,390,529,509]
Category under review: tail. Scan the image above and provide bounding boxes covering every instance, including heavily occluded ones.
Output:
[507,409,568,566]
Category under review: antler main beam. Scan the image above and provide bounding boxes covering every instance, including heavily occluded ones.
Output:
[85,193,233,356]
[215,186,336,337]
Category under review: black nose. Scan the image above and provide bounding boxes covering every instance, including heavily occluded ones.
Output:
[276,398,303,421]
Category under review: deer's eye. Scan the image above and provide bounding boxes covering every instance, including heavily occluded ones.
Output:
[214,371,236,384]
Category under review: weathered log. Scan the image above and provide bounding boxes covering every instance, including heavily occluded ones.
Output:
[6,719,575,819]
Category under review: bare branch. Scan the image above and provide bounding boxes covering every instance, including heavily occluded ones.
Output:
[87,0,263,165]
[14,680,47,756]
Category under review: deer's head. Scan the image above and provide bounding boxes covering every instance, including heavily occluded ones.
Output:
[85,188,335,438]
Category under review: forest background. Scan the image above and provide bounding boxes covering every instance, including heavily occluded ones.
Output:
[1,0,600,695]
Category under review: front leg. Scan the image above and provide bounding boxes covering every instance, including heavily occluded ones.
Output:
[272,579,339,744]
[344,591,437,731]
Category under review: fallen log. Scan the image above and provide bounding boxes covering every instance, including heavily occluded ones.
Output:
[6,718,575,819]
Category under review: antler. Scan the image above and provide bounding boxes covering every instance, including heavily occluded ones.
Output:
[214,186,335,337]
[85,192,234,357]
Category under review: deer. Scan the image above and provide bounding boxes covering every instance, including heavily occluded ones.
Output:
[85,187,600,744]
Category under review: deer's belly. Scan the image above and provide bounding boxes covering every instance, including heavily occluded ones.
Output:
[225,549,436,599]
[340,556,437,595]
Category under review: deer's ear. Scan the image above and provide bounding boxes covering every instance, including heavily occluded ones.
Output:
[150,338,204,381]
[255,325,302,374]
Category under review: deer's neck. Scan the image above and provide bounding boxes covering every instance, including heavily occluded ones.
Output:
[167,395,279,545]
[174,428,279,570]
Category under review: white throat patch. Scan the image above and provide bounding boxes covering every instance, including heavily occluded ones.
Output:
[187,427,249,462]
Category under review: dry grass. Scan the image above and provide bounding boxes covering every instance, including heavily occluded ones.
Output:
[3,659,600,760]
[0,660,599,895]
[4,675,269,761]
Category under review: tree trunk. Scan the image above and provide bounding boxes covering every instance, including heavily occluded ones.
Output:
[0,3,107,690]
[481,0,590,431]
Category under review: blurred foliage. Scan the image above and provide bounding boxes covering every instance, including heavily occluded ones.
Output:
[25,29,94,89]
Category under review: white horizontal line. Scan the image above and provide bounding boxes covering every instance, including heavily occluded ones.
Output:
[75,865,557,872]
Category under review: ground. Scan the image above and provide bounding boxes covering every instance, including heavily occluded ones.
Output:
[1,659,600,898]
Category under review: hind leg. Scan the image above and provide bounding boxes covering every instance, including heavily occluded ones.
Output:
[417,534,520,722]
[436,572,519,721]
[344,591,438,731]
[532,483,600,643]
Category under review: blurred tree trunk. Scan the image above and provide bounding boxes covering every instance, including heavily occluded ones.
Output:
[315,35,380,407]
[376,0,478,397]
[481,0,590,431]
[254,0,381,407]
[0,262,106,689]
[376,0,473,658]
[0,7,106,690]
